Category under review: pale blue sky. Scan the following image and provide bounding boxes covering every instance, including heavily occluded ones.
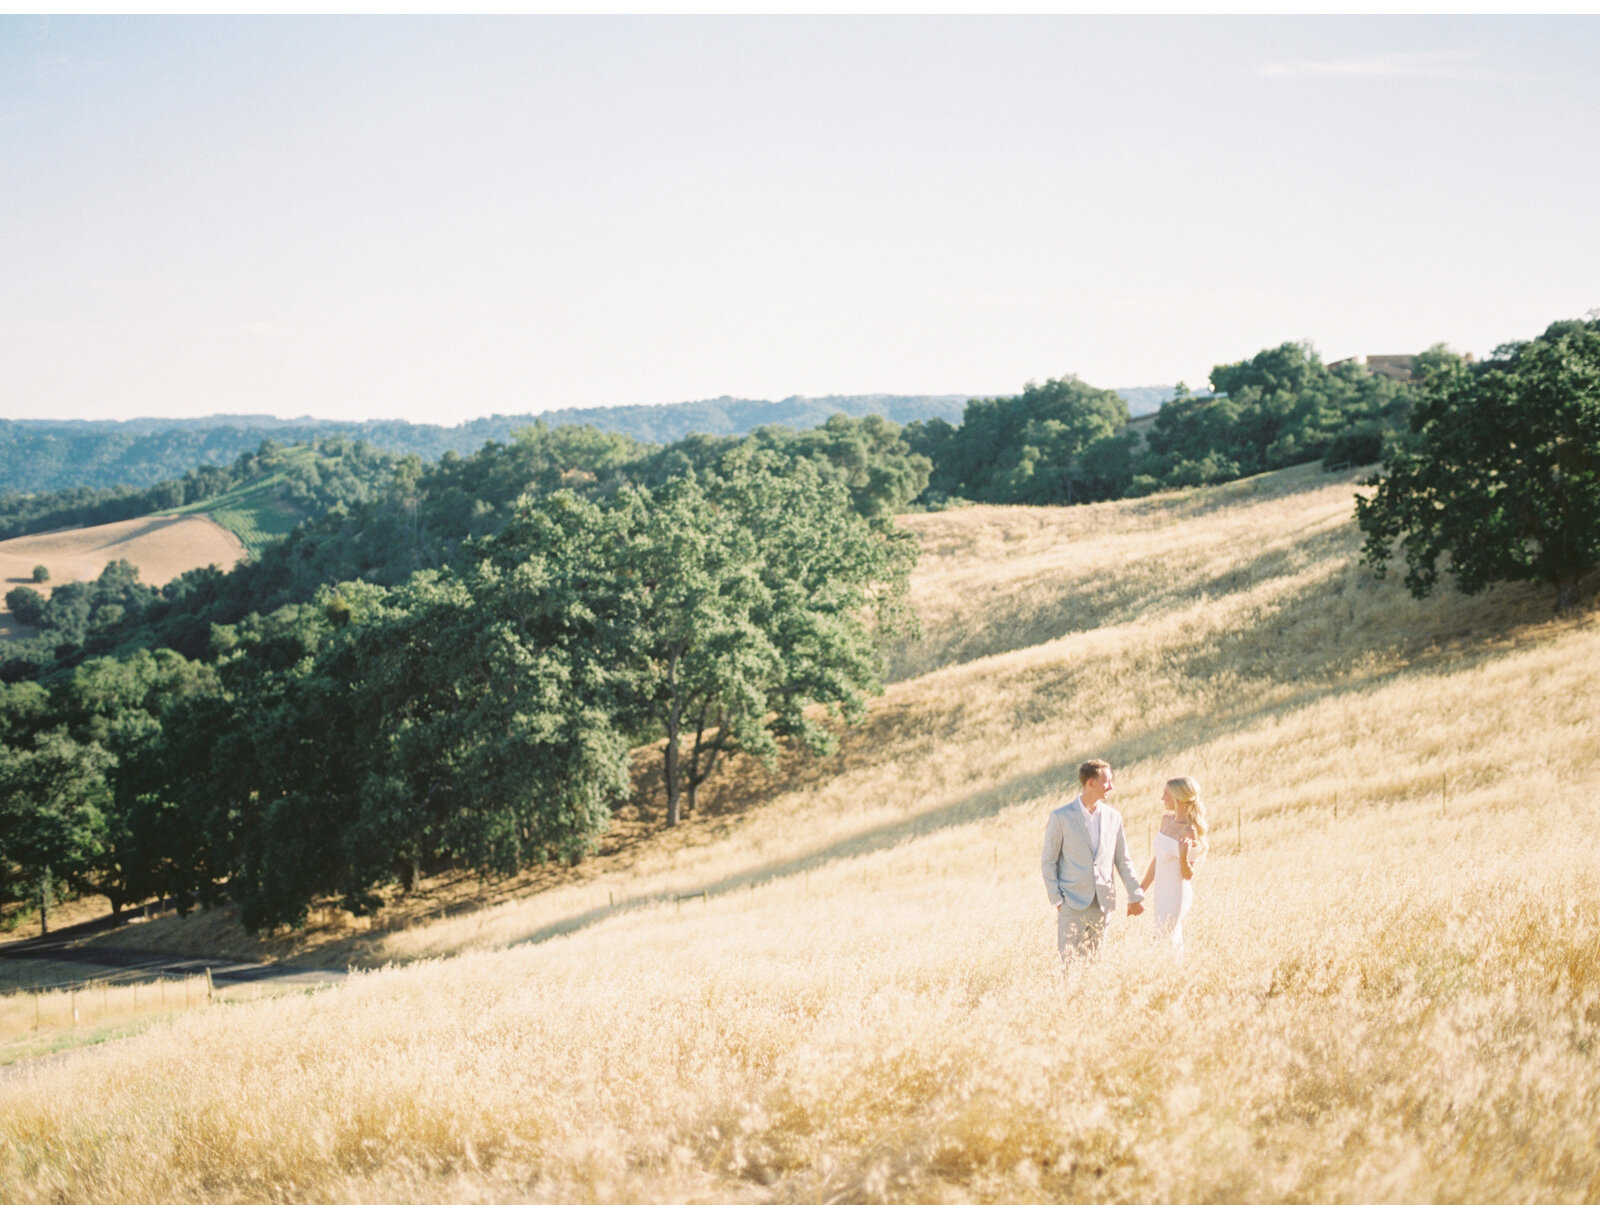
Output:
[2,16,1596,423]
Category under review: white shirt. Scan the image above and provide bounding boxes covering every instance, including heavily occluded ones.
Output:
[1084,803,1102,854]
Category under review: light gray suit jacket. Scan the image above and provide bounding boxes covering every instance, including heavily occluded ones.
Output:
[1040,795,1146,912]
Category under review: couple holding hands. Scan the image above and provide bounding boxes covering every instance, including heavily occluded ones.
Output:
[1040,759,1209,958]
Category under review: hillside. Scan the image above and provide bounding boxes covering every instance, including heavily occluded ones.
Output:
[0,389,1177,496]
[158,452,317,557]
[0,395,968,494]
[0,514,246,635]
[3,463,1597,1202]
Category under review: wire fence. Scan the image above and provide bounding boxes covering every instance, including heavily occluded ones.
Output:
[0,966,216,1039]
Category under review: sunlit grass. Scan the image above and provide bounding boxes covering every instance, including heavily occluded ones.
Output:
[2,463,1597,1202]
[0,970,216,1068]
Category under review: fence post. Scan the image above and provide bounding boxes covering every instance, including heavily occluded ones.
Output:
[205,967,214,1004]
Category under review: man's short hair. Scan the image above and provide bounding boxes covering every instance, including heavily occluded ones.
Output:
[1078,759,1111,786]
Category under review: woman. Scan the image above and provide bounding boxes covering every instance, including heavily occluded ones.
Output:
[1140,776,1208,955]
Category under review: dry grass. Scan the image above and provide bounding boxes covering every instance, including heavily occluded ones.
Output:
[2,463,1598,1202]
[0,970,218,1069]
[0,514,245,629]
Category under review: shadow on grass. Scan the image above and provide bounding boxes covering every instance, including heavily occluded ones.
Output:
[504,657,1465,952]
[504,548,1600,956]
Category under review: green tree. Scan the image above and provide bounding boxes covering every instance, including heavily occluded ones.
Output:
[198,565,634,931]
[635,414,931,520]
[0,729,112,934]
[490,454,917,827]
[1135,343,1415,491]
[1356,318,1600,612]
[929,376,1130,505]
[750,414,932,518]
[5,586,45,628]
[323,570,631,905]
[58,649,222,915]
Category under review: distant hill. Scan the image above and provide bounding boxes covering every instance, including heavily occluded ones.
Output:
[0,438,405,545]
[2,387,1172,496]
[0,513,247,638]
[1114,385,1175,417]
[158,445,337,558]
[0,395,967,495]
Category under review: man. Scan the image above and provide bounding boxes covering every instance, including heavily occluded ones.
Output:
[1041,759,1145,957]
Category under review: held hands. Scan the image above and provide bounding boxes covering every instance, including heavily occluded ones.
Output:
[1126,900,1144,916]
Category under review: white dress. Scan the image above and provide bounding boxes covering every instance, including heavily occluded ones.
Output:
[1150,831,1193,954]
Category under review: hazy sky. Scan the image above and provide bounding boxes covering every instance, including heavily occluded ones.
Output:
[2,15,1597,424]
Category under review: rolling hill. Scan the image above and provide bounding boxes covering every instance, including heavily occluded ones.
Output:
[0,514,246,636]
[1,387,1175,496]
[2,462,1596,1202]
[157,454,314,557]
[0,395,970,494]
[0,445,353,637]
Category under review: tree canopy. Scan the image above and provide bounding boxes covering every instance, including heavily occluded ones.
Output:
[1129,343,1415,494]
[0,450,916,931]
[485,452,917,828]
[911,376,1131,505]
[1356,317,1600,612]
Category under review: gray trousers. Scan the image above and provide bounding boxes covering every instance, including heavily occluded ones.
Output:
[1057,898,1111,957]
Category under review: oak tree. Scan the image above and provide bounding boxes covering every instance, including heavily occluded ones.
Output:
[1357,317,1600,612]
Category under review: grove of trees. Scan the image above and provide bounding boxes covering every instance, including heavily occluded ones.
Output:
[0,454,914,932]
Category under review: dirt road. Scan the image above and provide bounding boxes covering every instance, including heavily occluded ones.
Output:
[0,933,349,991]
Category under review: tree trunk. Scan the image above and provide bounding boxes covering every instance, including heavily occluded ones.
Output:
[1555,574,1579,613]
[37,867,50,937]
[685,705,729,817]
[664,731,681,828]
[663,649,684,828]
[685,704,708,816]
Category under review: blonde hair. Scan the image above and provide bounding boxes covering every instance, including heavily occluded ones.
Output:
[1167,776,1209,844]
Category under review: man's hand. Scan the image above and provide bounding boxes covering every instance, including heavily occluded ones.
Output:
[1126,901,1144,916]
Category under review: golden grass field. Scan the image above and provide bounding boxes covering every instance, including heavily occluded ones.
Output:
[1,463,1597,1202]
[0,514,246,633]
[0,968,218,1070]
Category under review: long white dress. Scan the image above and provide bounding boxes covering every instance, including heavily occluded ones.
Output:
[1150,831,1193,955]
